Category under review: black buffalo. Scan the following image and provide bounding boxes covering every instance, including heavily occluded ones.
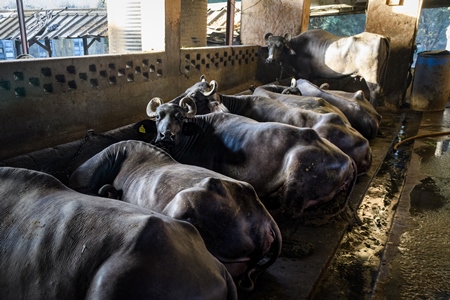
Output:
[141,97,356,218]
[168,75,225,114]
[69,140,282,291]
[252,80,349,123]
[264,29,390,106]
[293,79,382,140]
[0,167,237,300]
[180,80,371,175]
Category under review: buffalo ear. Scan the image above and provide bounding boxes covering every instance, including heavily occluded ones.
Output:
[98,184,122,200]
[201,177,227,197]
[133,119,156,134]
[283,34,295,55]
[182,122,202,136]
[354,90,365,101]
[163,193,196,222]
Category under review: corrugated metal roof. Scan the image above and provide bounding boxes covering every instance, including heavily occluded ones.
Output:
[0,4,238,43]
[207,2,241,44]
[0,8,108,40]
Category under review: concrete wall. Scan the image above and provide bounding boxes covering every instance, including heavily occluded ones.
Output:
[0,0,260,160]
[0,46,259,160]
[366,0,423,108]
[241,0,310,45]
[181,0,208,47]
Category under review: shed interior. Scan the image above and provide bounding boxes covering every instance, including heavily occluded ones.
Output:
[1,0,450,299]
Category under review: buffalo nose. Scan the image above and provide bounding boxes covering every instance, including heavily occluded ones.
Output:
[159,130,175,141]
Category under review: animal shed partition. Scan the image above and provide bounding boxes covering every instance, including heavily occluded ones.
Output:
[0,45,260,160]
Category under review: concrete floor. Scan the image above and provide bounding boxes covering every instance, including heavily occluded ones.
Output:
[240,105,450,299]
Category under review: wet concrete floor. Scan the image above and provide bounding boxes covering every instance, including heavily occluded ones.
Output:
[373,109,450,299]
[241,107,450,299]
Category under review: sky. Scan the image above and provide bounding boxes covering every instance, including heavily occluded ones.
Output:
[1,0,102,9]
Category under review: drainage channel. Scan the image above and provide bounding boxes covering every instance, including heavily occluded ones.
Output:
[310,110,422,299]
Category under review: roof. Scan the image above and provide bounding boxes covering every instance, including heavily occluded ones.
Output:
[0,8,108,40]
[207,2,241,44]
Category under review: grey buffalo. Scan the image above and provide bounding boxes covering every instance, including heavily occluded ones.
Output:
[69,140,282,291]
[0,167,237,300]
[264,29,390,106]
[141,97,357,218]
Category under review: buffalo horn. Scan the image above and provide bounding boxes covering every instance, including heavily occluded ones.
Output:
[202,80,217,97]
[146,97,163,118]
[264,32,273,41]
[179,97,197,118]
[290,77,296,87]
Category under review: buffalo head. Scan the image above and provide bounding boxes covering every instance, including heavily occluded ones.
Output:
[146,96,201,149]
[169,75,224,114]
[163,177,282,291]
[264,33,296,64]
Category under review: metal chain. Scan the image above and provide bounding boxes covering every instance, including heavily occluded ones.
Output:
[51,129,95,178]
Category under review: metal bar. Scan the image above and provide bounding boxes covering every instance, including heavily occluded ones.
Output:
[83,37,88,55]
[15,0,29,54]
[45,39,52,57]
[225,0,235,45]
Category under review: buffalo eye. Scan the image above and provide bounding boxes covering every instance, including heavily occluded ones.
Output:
[175,113,184,122]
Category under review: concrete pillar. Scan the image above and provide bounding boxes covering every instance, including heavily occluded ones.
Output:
[165,0,182,76]
[241,0,310,46]
[366,0,423,108]
[180,0,208,47]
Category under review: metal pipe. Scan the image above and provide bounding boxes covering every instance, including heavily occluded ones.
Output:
[16,0,29,55]
[225,0,235,45]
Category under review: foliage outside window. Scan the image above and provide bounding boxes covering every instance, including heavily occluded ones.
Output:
[309,14,366,36]
[414,7,450,65]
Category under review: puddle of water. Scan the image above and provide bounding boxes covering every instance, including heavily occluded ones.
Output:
[381,140,450,299]
[409,177,446,215]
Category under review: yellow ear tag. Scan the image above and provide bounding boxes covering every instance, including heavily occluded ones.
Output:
[139,125,146,133]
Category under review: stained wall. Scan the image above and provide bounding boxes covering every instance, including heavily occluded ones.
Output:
[240,0,310,46]
[366,0,423,108]
[0,0,258,160]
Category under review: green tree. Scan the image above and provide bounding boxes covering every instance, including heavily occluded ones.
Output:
[416,7,450,51]
[309,14,366,36]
